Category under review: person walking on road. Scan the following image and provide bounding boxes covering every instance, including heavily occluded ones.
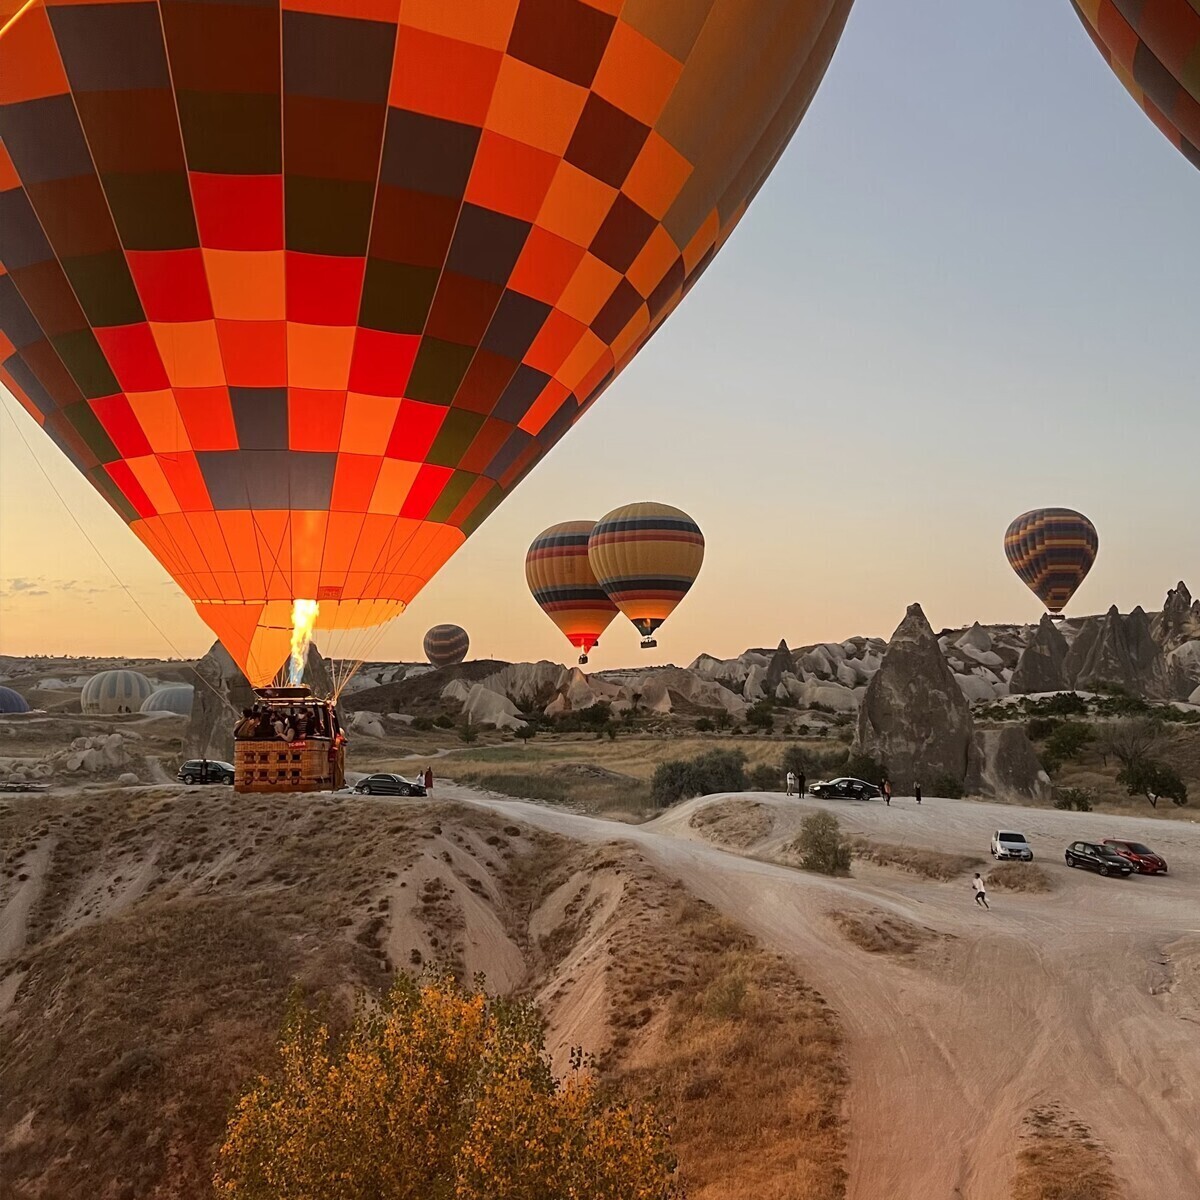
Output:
[914,781,922,805]
[972,873,990,909]
[786,770,797,796]
[882,778,892,806]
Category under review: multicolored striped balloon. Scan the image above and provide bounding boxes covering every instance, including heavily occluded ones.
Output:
[525,521,617,665]
[423,623,469,668]
[1069,0,1200,171]
[1004,508,1099,615]
[588,502,704,647]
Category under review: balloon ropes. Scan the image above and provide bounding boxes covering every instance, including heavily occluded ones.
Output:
[0,0,853,693]
[1004,507,1098,615]
[525,520,617,664]
[587,502,703,648]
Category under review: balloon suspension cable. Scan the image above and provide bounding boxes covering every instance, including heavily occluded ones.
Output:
[2,396,234,712]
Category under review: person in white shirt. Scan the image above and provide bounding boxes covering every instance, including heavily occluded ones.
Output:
[786,770,797,796]
[972,873,990,909]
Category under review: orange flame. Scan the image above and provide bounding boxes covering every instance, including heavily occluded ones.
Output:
[288,599,320,684]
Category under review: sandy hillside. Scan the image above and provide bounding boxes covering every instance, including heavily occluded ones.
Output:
[440,783,1200,1200]
[0,786,843,1200]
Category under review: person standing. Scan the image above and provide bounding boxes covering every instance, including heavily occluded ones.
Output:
[914,781,922,805]
[424,765,433,792]
[786,770,797,796]
[798,771,806,798]
[882,778,891,806]
[972,873,990,909]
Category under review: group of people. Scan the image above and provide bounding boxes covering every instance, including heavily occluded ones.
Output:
[785,770,806,796]
[234,703,340,743]
[881,780,921,806]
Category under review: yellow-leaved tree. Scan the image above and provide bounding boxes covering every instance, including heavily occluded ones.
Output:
[214,973,680,1200]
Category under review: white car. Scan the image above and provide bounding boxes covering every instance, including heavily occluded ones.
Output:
[991,830,1033,861]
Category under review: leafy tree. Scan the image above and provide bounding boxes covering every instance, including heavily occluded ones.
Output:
[693,717,714,733]
[931,772,965,800]
[745,699,774,731]
[793,812,851,875]
[411,716,434,732]
[1100,717,1164,773]
[649,749,748,808]
[1041,720,1093,772]
[748,764,780,791]
[781,744,809,778]
[1042,692,1088,717]
[1053,786,1094,812]
[843,752,885,786]
[459,721,478,743]
[215,973,679,1200]
[516,724,535,745]
[713,710,731,731]
[1118,761,1188,809]
[434,713,455,729]
[1025,716,1059,742]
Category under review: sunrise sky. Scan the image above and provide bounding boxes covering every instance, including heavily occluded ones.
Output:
[2,0,1197,669]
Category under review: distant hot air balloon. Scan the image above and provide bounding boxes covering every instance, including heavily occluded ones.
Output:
[424,624,469,668]
[526,521,618,664]
[588,502,704,648]
[81,669,155,714]
[0,1,853,689]
[1004,508,1099,615]
[1069,0,1200,171]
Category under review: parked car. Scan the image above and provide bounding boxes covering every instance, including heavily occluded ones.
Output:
[990,830,1033,861]
[1064,841,1133,877]
[352,773,427,797]
[177,759,234,785]
[809,777,881,801]
[1101,839,1168,875]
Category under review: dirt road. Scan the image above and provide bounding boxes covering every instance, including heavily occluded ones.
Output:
[442,785,1200,1200]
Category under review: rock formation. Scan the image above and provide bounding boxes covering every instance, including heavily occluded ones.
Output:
[967,726,1053,804]
[1153,581,1200,651]
[856,603,975,787]
[764,640,793,692]
[1009,615,1069,694]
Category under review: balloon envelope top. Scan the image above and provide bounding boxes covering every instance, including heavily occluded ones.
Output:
[0,0,853,685]
[1070,0,1200,170]
[1004,507,1099,614]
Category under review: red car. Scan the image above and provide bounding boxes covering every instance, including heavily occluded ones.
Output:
[1102,839,1168,875]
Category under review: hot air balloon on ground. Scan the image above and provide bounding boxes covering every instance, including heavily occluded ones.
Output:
[588,502,704,648]
[526,520,618,664]
[0,1,852,691]
[424,624,469,668]
[81,669,155,714]
[1004,508,1099,615]
[1069,0,1200,171]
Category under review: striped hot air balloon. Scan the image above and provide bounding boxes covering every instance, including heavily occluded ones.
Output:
[1069,0,1200,171]
[588,502,703,648]
[1004,508,1099,615]
[525,520,617,664]
[423,623,469,668]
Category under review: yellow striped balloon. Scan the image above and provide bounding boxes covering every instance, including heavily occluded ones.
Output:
[423,624,469,668]
[1004,508,1099,614]
[588,503,704,648]
[525,521,618,665]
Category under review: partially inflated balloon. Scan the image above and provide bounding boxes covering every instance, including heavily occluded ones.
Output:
[0,0,852,685]
[1070,0,1200,170]
[424,624,469,668]
[1004,508,1098,614]
[526,520,617,664]
[588,502,704,647]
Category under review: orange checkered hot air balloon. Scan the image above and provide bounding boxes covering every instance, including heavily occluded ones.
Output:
[525,520,618,664]
[1069,1,1200,171]
[588,502,704,649]
[0,0,853,689]
[1004,507,1099,615]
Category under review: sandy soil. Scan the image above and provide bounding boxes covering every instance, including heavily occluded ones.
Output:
[436,785,1200,1200]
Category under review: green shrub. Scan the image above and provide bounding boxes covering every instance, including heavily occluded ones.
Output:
[411,716,434,732]
[793,812,851,876]
[458,722,478,744]
[781,745,809,777]
[931,772,964,799]
[745,699,774,730]
[650,749,748,808]
[1053,786,1093,812]
[1044,721,1092,763]
[748,764,780,791]
[694,717,715,733]
[434,714,455,729]
[1025,716,1059,741]
[1042,692,1087,717]
[844,753,885,786]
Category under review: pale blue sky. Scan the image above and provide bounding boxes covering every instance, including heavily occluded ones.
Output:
[1,0,1196,666]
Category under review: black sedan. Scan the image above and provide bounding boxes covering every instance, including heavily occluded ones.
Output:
[808,777,881,801]
[177,759,234,785]
[352,773,427,797]
[1064,841,1134,877]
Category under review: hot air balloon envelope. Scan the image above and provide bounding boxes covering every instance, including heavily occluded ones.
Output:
[0,0,852,685]
[424,624,469,668]
[588,502,704,647]
[1004,508,1098,615]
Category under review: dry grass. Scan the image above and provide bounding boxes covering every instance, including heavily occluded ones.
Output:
[689,799,775,849]
[829,909,936,955]
[986,862,1055,893]
[849,838,983,881]
[452,764,652,817]
[1010,1104,1121,1199]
